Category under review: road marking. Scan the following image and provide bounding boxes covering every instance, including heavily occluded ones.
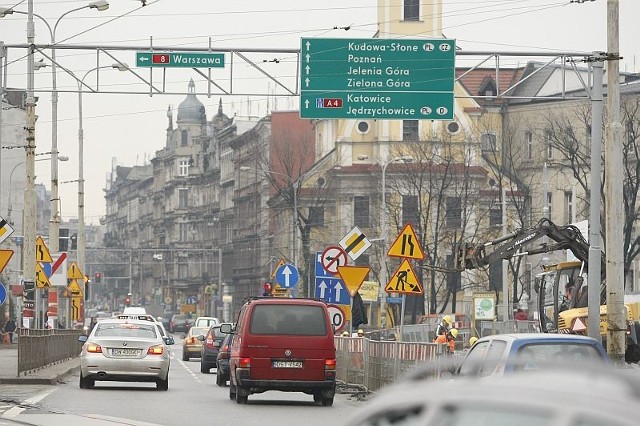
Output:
[177,358,202,384]
[2,388,56,418]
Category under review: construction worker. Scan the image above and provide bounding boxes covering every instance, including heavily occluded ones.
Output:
[434,328,458,354]
[469,336,478,347]
[436,315,452,337]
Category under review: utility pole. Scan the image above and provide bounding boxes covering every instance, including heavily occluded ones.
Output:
[24,0,38,327]
[588,56,603,341]
[605,0,626,364]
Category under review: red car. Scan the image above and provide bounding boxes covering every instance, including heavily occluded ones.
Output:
[223,297,336,406]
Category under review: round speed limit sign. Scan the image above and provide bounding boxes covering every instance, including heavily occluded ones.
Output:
[327,304,346,333]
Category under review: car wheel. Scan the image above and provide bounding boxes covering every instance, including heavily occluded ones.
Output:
[156,375,169,391]
[79,372,94,389]
[321,397,334,407]
[236,387,248,404]
[200,362,210,374]
[313,392,322,403]
[229,382,237,400]
[216,372,224,386]
[182,352,189,361]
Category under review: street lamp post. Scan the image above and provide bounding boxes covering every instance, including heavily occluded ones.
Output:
[358,154,413,329]
[0,1,110,254]
[76,63,128,280]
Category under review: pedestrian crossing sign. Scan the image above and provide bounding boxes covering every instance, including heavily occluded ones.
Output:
[385,259,423,295]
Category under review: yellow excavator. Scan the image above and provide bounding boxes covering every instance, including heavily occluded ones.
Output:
[455,218,640,362]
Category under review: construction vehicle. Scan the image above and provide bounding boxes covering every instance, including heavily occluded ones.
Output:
[455,218,640,361]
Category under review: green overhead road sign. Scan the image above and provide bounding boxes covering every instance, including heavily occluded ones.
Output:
[300,38,455,120]
[136,52,225,68]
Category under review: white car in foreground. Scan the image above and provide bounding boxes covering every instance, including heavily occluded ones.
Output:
[78,318,174,390]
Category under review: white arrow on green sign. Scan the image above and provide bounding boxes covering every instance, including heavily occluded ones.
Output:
[299,37,455,120]
[136,52,225,68]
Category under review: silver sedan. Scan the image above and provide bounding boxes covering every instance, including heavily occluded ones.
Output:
[78,318,174,390]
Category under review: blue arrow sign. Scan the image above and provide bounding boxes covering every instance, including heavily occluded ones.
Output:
[276,264,299,288]
[0,282,7,306]
[314,278,350,305]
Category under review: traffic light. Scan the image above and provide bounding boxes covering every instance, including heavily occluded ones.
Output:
[124,295,131,306]
[94,272,102,283]
[84,275,91,301]
[262,282,273,297]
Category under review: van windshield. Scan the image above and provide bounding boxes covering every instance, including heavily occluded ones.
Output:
[249,305,327,336]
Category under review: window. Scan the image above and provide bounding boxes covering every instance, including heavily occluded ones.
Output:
[565,191,573,223]
[525,131,533,160]
[179,188,188,208]
[546,130,553,159]
[546,192,553,218]
[354,196,370,228]
[446,197,462,229]
[489,207,502,227]
[181,130,188,146]
[489,262,503,292]
[179,223,188,242]
[446,254,461,291]
[308,207,325,227]
[403,120,419,141]
[627,120,637,144]
[178,159,190,176]
[481,133,497,151]
[403,0,419,21]
[250,305,327,336]
[402,195,419,225]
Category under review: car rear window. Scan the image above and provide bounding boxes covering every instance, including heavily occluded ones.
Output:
[95,323,157,339]
[515,343,603,370]
[190,327,209,336]
[249,304,327,336]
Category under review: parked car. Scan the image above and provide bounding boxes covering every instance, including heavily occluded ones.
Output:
[182,326,209,361]
[223,297,336,405]
[455,333,610,377]
[198,323,231,373]
[78,318,174,390]
[216,333,235,386]
[193,316,219,328]
[169,314,190,333]
[344,366,640,426]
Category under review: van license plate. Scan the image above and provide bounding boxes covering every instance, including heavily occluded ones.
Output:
[272,360,303,368]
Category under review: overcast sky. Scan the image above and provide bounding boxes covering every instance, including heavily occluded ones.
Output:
[0,0,638,225]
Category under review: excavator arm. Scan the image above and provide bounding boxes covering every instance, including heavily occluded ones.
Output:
[455,218,595,271]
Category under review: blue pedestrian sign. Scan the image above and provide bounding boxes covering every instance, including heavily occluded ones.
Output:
[275,264,299,288]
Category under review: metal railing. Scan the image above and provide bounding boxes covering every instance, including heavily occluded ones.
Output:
[17,328,84,376]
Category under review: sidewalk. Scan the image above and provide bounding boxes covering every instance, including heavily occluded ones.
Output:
[0,344,80,385]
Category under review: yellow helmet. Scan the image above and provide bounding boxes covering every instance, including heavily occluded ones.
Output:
[342,331,349,337]
[449,328,459,338]
[443,315,452,324]
[357,329,364,336]
[469,336,478,346]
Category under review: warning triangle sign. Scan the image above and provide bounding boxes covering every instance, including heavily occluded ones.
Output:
[35,236,53,262]
[0,249,14,274]
[385,259,423,295]
[572,317,587,332]
[387,223,425,260]
[68,278,84,296]
[337,265,370,297]
[35,263,52,288]
[68,261,84,279]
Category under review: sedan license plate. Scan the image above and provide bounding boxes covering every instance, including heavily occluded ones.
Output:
[272,360,303,369]
[112,348,140,357]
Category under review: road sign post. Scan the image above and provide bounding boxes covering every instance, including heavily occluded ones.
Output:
[300,38,455,119]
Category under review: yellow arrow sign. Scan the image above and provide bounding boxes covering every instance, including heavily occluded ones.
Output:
[385,259,423,295]
[67,278,84,296]
[35,236,53,262]
[387,223,425,260]
[68,261,84,279]
[71,296,82,321]
[0,249,14,274]
[337,265,370,297]
[35,263,51,288]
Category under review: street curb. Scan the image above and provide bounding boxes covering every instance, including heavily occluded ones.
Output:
[0,366,80,385]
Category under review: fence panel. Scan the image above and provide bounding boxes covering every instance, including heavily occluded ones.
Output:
[17,329,84,375]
